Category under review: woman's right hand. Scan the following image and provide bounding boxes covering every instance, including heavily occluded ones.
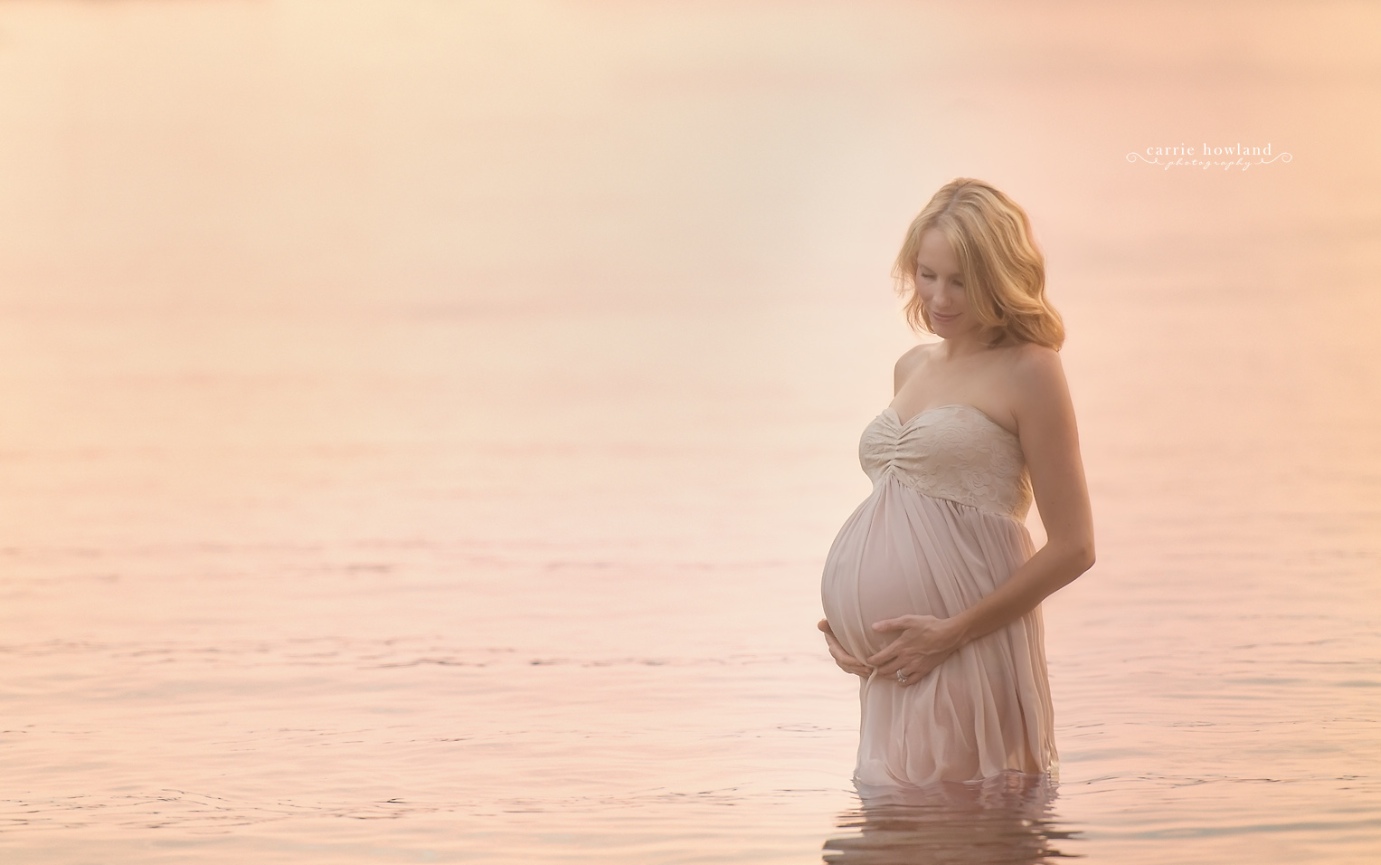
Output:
[818,619,872,677]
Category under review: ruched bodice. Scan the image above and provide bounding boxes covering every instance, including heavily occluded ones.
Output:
[864,405,1032,521]
[820,403,1056,788]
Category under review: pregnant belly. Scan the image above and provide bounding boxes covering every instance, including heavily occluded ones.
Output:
[820,490,949,661]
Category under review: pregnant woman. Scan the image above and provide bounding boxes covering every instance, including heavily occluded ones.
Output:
[819,178,1095,790]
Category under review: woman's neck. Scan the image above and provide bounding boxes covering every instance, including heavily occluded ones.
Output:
[938,332,990,361]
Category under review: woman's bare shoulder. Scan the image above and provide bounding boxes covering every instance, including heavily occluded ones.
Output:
[893,342,936,391]
[895,341,939,371]
[1007,343,1072,411]
[1008,341,1061,372]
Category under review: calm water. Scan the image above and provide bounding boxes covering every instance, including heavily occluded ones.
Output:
[3,2,1381,863]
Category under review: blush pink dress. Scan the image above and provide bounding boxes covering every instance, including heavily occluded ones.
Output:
[820,404,1058,788]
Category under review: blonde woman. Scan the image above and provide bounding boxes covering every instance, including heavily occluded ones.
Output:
[818,178,1095,789]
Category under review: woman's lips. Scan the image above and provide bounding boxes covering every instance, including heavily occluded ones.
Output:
[932,312,958,322]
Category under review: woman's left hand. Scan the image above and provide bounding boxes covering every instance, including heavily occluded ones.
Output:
[866,614,964,686]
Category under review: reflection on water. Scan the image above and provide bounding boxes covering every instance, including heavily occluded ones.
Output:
[824,773,1082,865]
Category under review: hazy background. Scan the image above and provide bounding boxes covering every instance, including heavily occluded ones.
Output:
[2,2,1379,863]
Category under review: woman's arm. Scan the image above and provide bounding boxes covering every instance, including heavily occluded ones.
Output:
[867,345,1095,681]
[949,345,1094,641]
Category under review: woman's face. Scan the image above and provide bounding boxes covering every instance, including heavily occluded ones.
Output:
[915,228,975,340]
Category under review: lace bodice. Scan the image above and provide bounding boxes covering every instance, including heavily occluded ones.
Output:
[860,404,1033,520]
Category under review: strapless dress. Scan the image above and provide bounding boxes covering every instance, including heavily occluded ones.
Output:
[820,404,1057,788]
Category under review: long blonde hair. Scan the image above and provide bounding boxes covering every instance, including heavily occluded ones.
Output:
[893,178,1064,350]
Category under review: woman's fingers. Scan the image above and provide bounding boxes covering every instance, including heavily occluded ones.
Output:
[833,646,870,676]
[821,617,944,679]
[870,616,908,633]
[893,652,953,686]
[872,643,945,675]
[874,660,903,678]
[865,636,903,668]
[838,651,867,673]
[818,619,873,676]
[820,625,846,652]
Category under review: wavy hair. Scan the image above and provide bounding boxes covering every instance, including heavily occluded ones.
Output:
[893,178,1064,350]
